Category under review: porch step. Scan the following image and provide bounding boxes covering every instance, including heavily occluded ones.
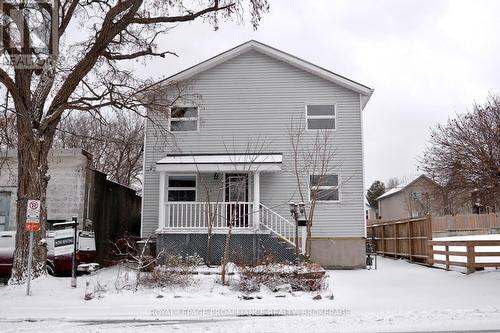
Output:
[259,203,303,261]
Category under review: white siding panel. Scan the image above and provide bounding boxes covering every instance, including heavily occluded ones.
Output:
[142,50,364,237]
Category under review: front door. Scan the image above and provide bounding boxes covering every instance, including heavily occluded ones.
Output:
[0,192,11,231]
[225,174,249,227]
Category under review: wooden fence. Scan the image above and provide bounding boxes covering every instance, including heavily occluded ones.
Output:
[366,215,433,263]
[428,239,500,273]
[367,214,500,272]
[431,213,499,232]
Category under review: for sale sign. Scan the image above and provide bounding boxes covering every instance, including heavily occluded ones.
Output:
[25,200,41,232]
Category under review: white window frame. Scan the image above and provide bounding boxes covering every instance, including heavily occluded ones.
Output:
[169,105,199,132]
[305,104,336,131]
[166,174,197,202]
[308,173,340,203]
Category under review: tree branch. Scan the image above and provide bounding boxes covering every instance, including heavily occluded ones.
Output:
[102,48,178,60]
[130,2,235,24]
[0,68,18,98]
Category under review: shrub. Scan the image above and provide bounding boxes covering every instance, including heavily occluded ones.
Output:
[140,253,203,288]
[239,262,327,293]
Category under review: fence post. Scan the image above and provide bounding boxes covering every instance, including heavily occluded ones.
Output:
[394,222,398,259]
[408,219,412,263]
[466,244,475,274]
[445,245,450,270]
[381,223,385,256]
[426,214,433,265]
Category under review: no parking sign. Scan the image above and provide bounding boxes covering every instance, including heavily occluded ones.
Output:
[25,199,41,232]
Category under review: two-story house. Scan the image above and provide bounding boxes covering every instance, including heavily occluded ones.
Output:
[376,174,445,220]
[141,41,373,268]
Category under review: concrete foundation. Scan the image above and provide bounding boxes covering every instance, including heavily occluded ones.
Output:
[157,234,367,269]
[310,237,366,269]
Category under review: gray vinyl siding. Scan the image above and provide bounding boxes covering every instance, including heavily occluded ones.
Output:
[142,50,364,237]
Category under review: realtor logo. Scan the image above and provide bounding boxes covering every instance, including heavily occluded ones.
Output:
[0,0,59,69]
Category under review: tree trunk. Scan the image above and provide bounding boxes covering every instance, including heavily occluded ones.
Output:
[10,137,51,283]
[220,222,233,285]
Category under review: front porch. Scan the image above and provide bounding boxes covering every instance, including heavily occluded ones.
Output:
[154,153,305,254]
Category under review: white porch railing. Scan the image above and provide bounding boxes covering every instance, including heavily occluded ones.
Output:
[259,203,298,248]
[163,202,255,229]
[160,201,302,254]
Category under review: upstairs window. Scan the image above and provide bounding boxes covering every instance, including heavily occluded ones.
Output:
[309,174,339,201]
[306,104,336,130]
[167,175,197,201]
[170,106,198,132]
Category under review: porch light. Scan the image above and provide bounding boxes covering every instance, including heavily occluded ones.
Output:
[289,201,296,214]
[298,201,305,214]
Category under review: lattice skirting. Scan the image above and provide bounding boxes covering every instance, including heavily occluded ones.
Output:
[156,233,297,265]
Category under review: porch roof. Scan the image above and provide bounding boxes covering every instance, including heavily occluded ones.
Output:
[156,153,282,172]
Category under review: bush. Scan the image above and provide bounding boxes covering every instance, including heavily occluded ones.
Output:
[239,262,327,293]
[140,253,203,288]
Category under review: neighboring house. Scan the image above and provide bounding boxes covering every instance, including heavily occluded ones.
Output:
[141,40,373,268]
[0,149,141,264]
[376,174,444,220]
[365,202,377,220]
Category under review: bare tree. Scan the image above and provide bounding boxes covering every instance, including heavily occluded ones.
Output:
[191,140,268,281]
[386,177,400,191]
[287,117,340,259]
[420,95,500,212]
[111,233,164,292]
[0,0,269,283]
[194,165,225,268]
[54,112,144,189]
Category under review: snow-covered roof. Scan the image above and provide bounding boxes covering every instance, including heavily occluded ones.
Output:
[151,40,374,109]
[376,174,441,201]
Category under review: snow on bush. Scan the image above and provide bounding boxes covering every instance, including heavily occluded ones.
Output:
[140,254,204,288]
[239,262,328,293]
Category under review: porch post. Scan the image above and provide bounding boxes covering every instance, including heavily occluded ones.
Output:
[253,171,260,229]
[159,171,166,229]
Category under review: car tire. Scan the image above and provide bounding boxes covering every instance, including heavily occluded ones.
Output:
[46,262,55,276]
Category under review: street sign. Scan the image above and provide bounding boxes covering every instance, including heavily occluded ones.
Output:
[25,200,41,232]
[25,199,41,296]
[27,200,41,219]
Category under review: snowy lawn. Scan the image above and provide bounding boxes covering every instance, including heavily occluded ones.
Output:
[1,257,500,332]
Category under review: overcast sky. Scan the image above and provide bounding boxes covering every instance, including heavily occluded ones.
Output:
[138,0,500,188]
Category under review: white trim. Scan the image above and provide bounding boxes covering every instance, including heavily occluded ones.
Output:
[305,103,337,131]
[166,174,198,202]
[140,117,148,237]
[308,173,341,203]
[168,105,200,133]
[156,154,282,172]
[159,172,166,229]
[155,40,374,108]
[156,228,271,235]
[360,94,367,237]
[253,171,260,229]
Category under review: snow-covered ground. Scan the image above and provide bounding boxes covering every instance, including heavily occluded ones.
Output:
[1,257,500,332]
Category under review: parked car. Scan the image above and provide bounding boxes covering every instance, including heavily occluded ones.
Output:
[0,227,98,279]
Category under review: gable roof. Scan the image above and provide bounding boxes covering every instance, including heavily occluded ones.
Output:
[152,40,374,109]
[376,174,442,201]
